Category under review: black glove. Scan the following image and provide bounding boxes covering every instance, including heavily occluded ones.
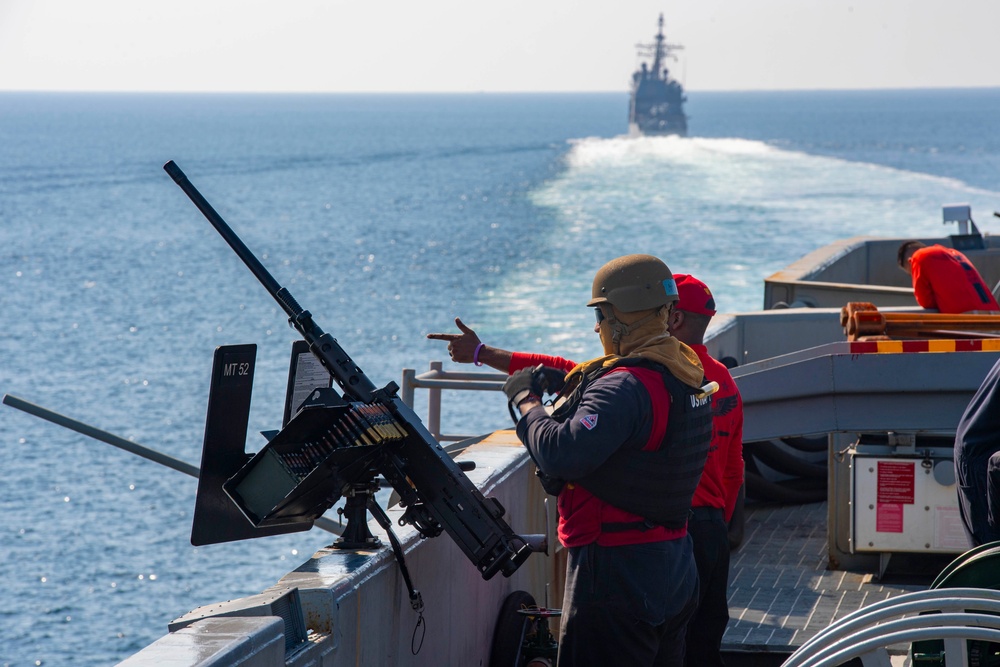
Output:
[504,365,563,424]
[502,367,542,407]
[503,364,566,404]
[534,365,566,395]
[503,364,565,398]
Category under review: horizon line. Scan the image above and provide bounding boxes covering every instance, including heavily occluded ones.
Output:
[1,85,999,95]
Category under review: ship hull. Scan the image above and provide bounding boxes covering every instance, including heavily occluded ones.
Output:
[628,115,688,137]
[629,79,687,136]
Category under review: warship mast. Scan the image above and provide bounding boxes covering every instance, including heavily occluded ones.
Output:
[629,13,688,136]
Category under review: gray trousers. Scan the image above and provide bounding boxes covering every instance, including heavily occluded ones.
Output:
[557,537,698,667]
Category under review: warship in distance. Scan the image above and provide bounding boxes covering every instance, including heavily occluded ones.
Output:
[629,13,688,136]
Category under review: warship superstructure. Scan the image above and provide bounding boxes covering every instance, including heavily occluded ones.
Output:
[629,13,688,136]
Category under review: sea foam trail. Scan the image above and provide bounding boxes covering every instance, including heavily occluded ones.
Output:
[491,136,1000,328]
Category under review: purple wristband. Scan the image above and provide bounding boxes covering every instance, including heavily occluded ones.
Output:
[473,343,484,366]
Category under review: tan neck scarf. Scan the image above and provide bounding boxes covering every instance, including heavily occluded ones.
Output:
[566,309,704,389]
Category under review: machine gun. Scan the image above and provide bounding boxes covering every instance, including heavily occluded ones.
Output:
[164,161,533,580]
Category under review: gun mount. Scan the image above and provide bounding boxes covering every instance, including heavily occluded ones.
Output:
[165,160,532,580]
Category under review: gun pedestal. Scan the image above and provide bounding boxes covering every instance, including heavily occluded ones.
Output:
[333,480,382,550]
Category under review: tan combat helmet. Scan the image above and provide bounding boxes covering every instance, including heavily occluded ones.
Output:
[587,254,679,312]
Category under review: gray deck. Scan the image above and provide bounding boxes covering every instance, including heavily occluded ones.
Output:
[723,502,928,657]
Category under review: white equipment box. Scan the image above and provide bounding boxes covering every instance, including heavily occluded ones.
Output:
[852,454,972,554]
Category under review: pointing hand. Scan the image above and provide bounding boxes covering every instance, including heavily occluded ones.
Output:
[426,317,482,364]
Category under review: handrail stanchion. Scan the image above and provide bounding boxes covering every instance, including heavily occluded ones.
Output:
[400,368,416,408]
[428,361,443,441]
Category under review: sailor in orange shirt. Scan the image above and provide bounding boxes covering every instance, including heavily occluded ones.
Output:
[667,275,744,667]
[897,241,999,313]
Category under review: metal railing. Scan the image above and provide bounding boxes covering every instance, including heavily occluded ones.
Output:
[782,587,1000,667]
[400,361,507,442]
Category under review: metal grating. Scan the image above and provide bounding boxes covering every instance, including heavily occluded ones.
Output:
[723,501,925,654]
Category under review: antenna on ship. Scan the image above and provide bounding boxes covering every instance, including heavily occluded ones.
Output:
[630,13,689,136]
[652,14,666,78]
[635,13,684,81]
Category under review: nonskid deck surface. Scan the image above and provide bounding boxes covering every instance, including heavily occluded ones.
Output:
[723,502,926,656]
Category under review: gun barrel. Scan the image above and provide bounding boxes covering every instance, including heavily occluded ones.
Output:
[163,161,286,305]
[164,160,378,402]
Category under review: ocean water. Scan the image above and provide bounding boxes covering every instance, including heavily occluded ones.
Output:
[2,89,999,665]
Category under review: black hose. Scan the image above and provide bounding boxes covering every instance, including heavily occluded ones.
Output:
[780,436,828,454]
[743,451,827,504]
[745,440,827,479]
[744,470,827,504]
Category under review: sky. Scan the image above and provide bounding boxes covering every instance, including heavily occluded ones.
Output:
[1,0,998,93]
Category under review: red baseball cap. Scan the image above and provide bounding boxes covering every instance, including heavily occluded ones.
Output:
[673,274,717,316]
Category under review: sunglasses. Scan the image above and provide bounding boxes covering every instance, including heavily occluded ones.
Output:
[594,307,605,324]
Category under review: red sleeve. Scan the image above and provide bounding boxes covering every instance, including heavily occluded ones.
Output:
[910,253,938,309]
[691,350,745,520]
[508,352,577,375]
[722,392,745,522]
